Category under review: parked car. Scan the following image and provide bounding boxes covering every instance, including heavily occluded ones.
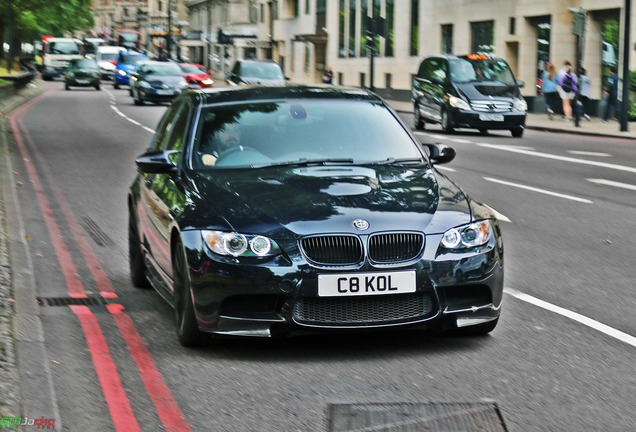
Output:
[412,54,527,137]
[129,60,189,105]
[114,50,148,89]
[226,59,287,86]
[128,85,504,346]
[179,63,214,88]
[95,45,126,80]
[63,58,101,90]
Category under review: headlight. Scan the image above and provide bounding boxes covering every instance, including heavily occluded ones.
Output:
[139,81,152,89]
[514,98,528,112]
[179,82,189,89]
[440,220,493,249]
[202,230,282,257]
[448,96,471,110]
[201,79,214,85]
[118,70,127,76]
[66,72,75,78]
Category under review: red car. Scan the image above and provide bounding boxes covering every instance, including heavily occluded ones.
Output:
[179,63,214,88]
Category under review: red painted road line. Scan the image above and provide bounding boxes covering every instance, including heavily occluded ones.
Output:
[108,304,191,432]
[70,306,142,432]
[12,91,193,432]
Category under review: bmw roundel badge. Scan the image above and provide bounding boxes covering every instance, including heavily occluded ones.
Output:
[353,219,369,230]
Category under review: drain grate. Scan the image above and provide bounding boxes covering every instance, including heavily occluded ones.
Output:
[37,297,109,307]
[327,402,509,431]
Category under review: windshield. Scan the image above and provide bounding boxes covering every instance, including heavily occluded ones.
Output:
[71,59,98,69]
[181,65,207,74]
[48,41,81,55]
[240,62,284,79]
[193,100,423,169]
[99,53,118,61]
[121,54,146,64]
[449,59,516,84]
[146,63,183,76]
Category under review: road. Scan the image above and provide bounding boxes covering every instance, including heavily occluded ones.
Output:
[4,80,635,432]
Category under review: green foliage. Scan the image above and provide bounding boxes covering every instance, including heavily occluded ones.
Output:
[628,99,636,121]
[630,70,636,92]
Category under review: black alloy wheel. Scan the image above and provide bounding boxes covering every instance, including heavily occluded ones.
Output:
[128,209,150,288]
[441,109,454,134]
[414,103,425,130]
[173,240,204,347]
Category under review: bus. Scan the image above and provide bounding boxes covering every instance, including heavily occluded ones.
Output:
[116,30,141,50]
[40,36,84,80]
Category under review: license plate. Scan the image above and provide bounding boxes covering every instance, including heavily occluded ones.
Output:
[157,89,174,95]
[318,271,416,297]
[479,113,504,121]
[76,79,89,84]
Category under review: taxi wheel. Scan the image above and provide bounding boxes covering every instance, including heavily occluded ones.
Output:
[414,103,425,130]
[441,109,454,134]
[173,240,204,347]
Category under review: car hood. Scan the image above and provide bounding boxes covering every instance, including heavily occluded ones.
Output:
[98,61,116,71]
[455,82,520,99]
[183,165,472,237]
[185,73,210,80]
[145,76,186,88]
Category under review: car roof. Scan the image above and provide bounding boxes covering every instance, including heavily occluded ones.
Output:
[424,53,504,61]
[235,59,280,64]
[183,85,384,107]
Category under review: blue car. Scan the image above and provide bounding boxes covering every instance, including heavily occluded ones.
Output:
[113,50,148,89]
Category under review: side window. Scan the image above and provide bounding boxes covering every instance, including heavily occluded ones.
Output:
[417,60,428,78]
[162,102,192,164]
[430,59,447,81]
[148,101,184,152]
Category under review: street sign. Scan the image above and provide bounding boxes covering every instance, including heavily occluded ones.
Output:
[572,11,586,37]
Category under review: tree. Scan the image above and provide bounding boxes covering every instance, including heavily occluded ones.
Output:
[0,0,94,59]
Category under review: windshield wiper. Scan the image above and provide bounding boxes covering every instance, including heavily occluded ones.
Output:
[370,157,423,165]
[252,158,355,168]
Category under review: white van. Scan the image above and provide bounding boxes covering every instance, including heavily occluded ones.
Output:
[41,37,84,80]
[95,46,126,80]
[602,41,617,66]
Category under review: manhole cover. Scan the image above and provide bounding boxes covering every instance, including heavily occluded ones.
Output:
[327,402,509,431]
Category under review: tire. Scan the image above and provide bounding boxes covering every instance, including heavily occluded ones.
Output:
[173,240,204,347]
[441,109,454,134]
[114,81,120,89]
[134,89,145,106]
[414,103,425,130]
[65,84,70,90]
[478,128,488,135]
[451,316,499,336]
[95,84,101,91]
[128,210,150,288]
[511,128,524,138]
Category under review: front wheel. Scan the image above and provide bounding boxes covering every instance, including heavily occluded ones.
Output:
[173,240,204,347]
[414,103,425,130]
[114,81,120,89]
[511,127,524,138]
[441,109,454,134]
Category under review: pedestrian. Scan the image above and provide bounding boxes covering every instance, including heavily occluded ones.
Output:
[577,67,592,121]
[322,66,334,84]
[602,67,620,123]
[558,64,578,122]
[541,62,560,120]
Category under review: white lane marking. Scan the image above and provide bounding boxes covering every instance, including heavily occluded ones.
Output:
[109,99,155,134]
[427,134,448,140]
[474,144,537,151]
[568,150,613,157]
[505,288,636,348]
[477,143,636,174]
[449,138,473,143]
[587,178,636,191]
[484,177,593,203]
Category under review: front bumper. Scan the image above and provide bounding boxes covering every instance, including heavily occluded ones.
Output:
[180,228,504,338]
[451,109,526,130]
[138,88,183,103]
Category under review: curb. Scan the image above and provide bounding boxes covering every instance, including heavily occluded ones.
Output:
[0,79,61,427]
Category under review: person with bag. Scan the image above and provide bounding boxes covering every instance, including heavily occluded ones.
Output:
[541,62,560,120]
[602,67,620,123]
[577,67,592,121]
[559,64,578,122]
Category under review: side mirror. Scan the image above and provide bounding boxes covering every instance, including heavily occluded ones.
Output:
[423,142,456,165]
[135,151,178,174]
[517,80,525,88]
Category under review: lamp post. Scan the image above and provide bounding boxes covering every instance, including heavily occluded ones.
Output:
[620,0,631,132]
[166,0,172,57]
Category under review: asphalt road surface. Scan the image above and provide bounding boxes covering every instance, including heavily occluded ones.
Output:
[5,80,635,432]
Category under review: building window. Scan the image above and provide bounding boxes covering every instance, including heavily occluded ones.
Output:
[306,0,310,14]
[410,0,419,56]
[317,0,326,13]
[509,17,516,35]
[471,20,494,53]
[158,1,162,12]
[339,0,345,58]
[349,0,356,57]
[260,4,265,23]
[384,0,393,57]
[441,24,453,54]
[360,1,368,57]
[249,1,258,23]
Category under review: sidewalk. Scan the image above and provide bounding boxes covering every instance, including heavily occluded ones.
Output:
[383,98,636,140]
